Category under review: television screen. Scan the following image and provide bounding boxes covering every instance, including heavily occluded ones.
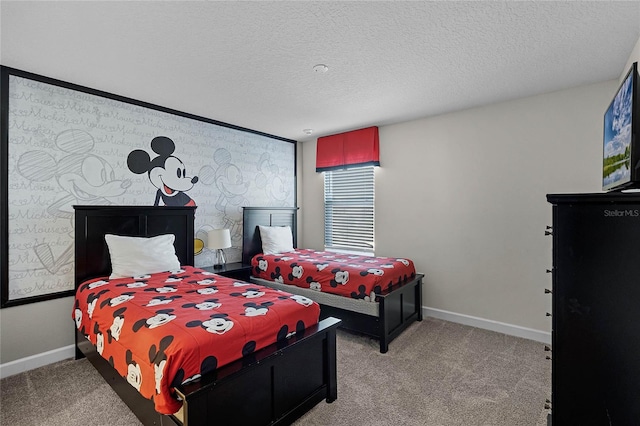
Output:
[603,63,638,191]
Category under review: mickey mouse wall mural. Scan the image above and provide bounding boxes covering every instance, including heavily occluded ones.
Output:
[127,136,199,206]
[15,129,131,274]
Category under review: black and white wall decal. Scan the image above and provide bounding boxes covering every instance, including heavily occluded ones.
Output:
[1,67,296,307]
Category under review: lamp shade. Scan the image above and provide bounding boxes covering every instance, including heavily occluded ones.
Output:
[207,229,231,249]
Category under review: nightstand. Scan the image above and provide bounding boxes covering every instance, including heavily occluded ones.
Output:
[201,262,252,282]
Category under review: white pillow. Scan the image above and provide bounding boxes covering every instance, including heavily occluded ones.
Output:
[258,225,294,255]
[105,234,181,279]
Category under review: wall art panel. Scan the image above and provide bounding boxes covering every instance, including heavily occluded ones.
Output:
[0,66,296,307]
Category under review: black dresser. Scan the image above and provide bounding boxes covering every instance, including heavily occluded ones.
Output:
[546,193,640,425]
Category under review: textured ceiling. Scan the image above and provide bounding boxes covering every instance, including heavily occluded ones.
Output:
[1,1,639,142]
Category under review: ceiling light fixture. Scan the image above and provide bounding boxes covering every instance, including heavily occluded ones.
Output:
[303,129,313,135]
[313,64,328,73]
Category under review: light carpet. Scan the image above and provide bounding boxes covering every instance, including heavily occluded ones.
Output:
[1,317,551,426]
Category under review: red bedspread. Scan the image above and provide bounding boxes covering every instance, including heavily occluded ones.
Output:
[73,266,320,414]
[251,249,416,300]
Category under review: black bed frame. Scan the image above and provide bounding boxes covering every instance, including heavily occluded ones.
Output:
[242,206,424,353]
[74,205,340,426]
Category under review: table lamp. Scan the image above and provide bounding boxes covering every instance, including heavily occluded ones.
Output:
[207,228,231,269]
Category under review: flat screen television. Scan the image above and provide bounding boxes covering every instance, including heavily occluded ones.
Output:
[603,62,640,191]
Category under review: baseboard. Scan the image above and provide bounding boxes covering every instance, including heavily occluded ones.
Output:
[423,306,551,345]
[1,309,551,379]
[0,344,75,380]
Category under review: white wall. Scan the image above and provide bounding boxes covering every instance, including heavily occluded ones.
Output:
[300,79,617,335]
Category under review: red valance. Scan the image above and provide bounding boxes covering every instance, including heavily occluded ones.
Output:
[316,126,380,172]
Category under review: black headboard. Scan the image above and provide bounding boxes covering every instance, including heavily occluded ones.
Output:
[242,207,298,264]
[74,205,195,288]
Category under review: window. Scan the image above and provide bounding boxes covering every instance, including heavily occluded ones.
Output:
[323,166,375,254]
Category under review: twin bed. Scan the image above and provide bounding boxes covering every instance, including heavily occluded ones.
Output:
[73,205,340,426]
[242,207,424,353]
[73,205,423,425]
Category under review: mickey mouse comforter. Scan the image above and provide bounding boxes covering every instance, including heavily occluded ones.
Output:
[251,249,416,300]
[73,266,320,415]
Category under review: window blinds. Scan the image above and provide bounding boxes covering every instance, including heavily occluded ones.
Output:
[323,166,375,253]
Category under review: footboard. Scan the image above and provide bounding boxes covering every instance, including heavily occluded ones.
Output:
[76,317,341,426]
[177,317,340,425]
[318,274,424,353]
[378,273,424,352]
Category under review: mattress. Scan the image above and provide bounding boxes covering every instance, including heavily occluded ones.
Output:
[73,266,320,414]
[251,249,416,300]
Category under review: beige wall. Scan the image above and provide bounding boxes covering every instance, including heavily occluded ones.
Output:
[0,82,624,363]
[0,298,74,363]
[2,35,639,367]
[300,79,617,333]
[0,83,618,365]
[622,36,640,82]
